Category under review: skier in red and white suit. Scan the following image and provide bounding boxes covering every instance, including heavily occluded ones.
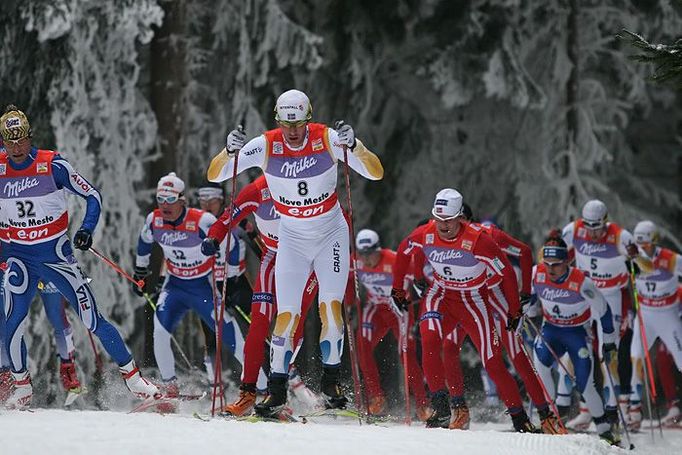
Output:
[628,220,682,429]
[353,229,429,419]
[440,205,563,433]
[207,89,383,416]
[203,175,320,416]
[561,199,636,425]
[391,188,536,432]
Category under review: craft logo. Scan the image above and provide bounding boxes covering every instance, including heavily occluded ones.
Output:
[36,162,48,173]
[186,221,196,231]
[332,241,341,273]
[273,142,283,155]
[312,138,323,152]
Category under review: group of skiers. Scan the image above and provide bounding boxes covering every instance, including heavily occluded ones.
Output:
[0,90,679,447]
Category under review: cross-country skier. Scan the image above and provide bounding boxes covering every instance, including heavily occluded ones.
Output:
[561,200,636,428]
[627,220,682,429]
[133,172,247,404]
[207,89,383,417]
[353,228,430,420]
[202,175,320,415]
[391,188,536,432]
[439,204,564,433]
[532,236,620,445]
[0,105,158,409]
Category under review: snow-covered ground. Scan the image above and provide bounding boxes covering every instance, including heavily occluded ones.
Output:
[1,407,679,455]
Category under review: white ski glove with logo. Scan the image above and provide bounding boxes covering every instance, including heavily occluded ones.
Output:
[336,122,356,149]
[226,126,246,155]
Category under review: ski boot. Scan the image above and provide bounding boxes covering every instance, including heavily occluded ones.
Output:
[416,404,433,422]
[425,390,450,428]
[594,413,621,446]
[662,401,680,425]
[627,403,642,431]
[60,357,83,406]
[538,407,567,434]
[255,376,288,418]
[222,383,258,416]
[0,368,13,404]
[288,368,321,408]
[448,399,470,430]
[566,406,592,431]
[157,379,179,414]
[119,360,160,398]
[320,366,348,410]
[511,409,541,433]
[6,371,32,410]
[368,395,387,416]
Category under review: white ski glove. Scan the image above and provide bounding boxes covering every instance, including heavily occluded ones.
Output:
[226,126,246,154]
[336,122,356,149]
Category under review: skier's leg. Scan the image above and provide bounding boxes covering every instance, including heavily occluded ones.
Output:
[153,286,189,381]
[40,285,71,361]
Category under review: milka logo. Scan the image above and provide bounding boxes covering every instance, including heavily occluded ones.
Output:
[541,288,571,300]
[578,243,607,255]
[280,156,318,178]
[361,273,388,284]
[160,231,188,244]
[429,250,463,262]
[4,177,39,198]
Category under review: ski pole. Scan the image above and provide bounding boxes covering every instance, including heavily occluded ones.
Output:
[628,262,663,436]
[598,348,635,450]
[336,120,368,422]
[400,310,411,425]
[524,317,576,383]
[88,247,145,290]
[142,292,195,372]
[211,126,243,416]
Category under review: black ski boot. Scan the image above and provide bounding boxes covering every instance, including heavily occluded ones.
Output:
[320,366,348,409]
[511,409,541,433]
[254,376,287,418]
[425,390,451,428]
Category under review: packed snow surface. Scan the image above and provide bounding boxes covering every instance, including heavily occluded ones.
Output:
[1,408,680,455]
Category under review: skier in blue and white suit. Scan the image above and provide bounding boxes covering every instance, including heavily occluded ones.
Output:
[530,236,620,445]
[0,104,158,409]
[134,172,249,395]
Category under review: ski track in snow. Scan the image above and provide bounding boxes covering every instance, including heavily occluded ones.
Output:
[0,409,679,455]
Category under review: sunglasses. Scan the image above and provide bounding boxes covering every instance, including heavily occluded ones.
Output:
[156,194,179,204]
[543,260,565,268]
[278,120,307,128]
[3,137,29,146]
[583,220,604,230]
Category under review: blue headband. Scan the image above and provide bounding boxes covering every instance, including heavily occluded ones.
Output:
[543,246,568,260]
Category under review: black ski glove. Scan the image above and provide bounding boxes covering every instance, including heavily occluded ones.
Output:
[73,229,93,251]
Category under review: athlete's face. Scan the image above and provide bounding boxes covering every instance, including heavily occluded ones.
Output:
[199,197,223,217]
[3,136,31,164]
[360,249,381,268]
[637,241,655,257]
[279,122,307,148]
[158,198,185,221]
[544,259,569,281]
[434,217,462,241]
[583,221,606,241]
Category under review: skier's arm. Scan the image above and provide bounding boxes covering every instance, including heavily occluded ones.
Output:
[393,231,424,294]
[135,213,155,268]
[475,233,521,315]
[208,181,261,242]
[617,228,635,257]
[582,277,617,345]
[52,155,102,233]
[207,136,267,183]
[495,228,533,295]
[328,128,383,180]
